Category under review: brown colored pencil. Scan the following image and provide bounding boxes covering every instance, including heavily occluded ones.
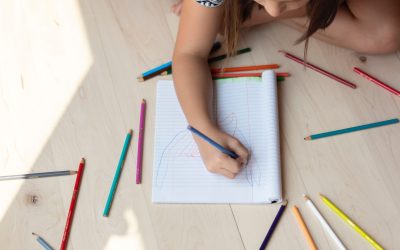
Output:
[279,50,356,89]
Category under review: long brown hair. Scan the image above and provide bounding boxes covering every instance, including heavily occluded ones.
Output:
[222,0,340,56]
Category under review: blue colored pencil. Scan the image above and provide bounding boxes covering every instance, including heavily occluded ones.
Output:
[142,61,172,77]
[103,129,133,217]
[140,41,221,78]
[32,232,54,250]
[305,118,399,140]
[259,200,287,250]
[187,125,239,159]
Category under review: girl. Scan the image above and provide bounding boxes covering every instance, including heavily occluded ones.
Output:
[171,0,400,179]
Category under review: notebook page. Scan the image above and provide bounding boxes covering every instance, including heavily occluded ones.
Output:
[152,71,281,203]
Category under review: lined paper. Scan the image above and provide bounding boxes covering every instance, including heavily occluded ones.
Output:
[152,71,281,203]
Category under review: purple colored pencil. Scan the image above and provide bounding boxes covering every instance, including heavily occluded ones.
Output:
[259,200,288,250]
[136,99,146,184]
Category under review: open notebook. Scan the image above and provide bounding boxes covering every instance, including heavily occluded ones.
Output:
[152,70,281,203]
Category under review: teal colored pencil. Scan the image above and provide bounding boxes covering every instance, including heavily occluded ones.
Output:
[305,118,399,140]
[103,129,133,217]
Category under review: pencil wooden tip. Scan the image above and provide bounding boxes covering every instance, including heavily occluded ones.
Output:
[128,129,133,134]
[282,199,288,206]
[80,158,85,164]
[142,99,146,103]
[303,194,310,201]
[137,77,144,82]
[32,232,37,236]
[318,193,325,198]
[160,71,168,76]
[278,50,286,54]
[70,170,78,174]
[304,136,311,141]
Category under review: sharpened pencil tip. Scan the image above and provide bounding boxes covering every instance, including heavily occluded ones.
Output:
[32,232,37,236]
[128,129,133,134]
[303,194,310,201]
[304,136,311,141]
[80,158,85,164]
[282,199,288,206]
[142,99,146,103]
[278,50,286,54]
[137,77,144,82]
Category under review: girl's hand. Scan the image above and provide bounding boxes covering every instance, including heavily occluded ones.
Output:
[193,127,250,179]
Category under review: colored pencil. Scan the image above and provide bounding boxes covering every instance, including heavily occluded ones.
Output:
[320,194,383,250]
[259,200,288,250]
[136,99,146,184]
[303,195,346,250]
[32,232,54,250]
[279,50,357,89]
[354,67,400,96]
[208,47,251,64]
[160,47,253,78]
[137,42,222,82]
[60,158,85,250]
[0,170,77,181]
[211,72,289,78]
[292,206,318,250]
[103,130,133,217]
[211,64,279,73]
[213,75,285,82]
[187,125,239,159]
[304,118,399,140]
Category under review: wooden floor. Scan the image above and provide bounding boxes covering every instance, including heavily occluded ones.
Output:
[1,0,400,249]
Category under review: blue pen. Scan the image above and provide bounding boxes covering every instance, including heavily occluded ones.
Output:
[187,125,239,159]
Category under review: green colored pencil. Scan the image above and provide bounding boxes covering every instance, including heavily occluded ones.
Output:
[208,47,251,64]
[164,48,252,76]
[305,118,399,140]
[103,129,133,217]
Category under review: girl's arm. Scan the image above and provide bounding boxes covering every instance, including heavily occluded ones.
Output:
[172,0,249,179]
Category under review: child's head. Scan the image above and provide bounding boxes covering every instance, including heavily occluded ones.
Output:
[223,0,340,55]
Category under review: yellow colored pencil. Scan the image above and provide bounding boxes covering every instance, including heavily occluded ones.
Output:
[292,206,318,250]
[319,194,384,250]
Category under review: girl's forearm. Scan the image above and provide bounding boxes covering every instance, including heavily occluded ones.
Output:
[173,53,216,132]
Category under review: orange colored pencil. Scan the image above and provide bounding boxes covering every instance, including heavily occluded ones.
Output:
[212,72,289,78]
[211,64,279,73]
[292,206,318,250]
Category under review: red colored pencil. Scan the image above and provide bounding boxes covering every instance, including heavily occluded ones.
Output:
[211,64,279,73]
[211,72,289,78]
[353,67,400,96]
[61,158,85,250]
[279,50,357,89]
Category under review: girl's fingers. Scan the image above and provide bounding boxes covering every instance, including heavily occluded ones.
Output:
[220,156,242,174]
[226,138,250,164]
[218,168,236,179]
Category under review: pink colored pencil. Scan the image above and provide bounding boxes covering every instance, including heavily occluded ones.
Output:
[136,99,146,184]
[61,158,85,250]
[279,50,357,89]
[354,67,400,96]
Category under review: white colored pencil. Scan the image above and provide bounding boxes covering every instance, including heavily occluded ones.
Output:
[303,194,347,250]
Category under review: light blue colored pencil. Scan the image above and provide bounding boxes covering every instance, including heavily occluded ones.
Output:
[103,129,133,217]
[32,233,54,250]
[142,61,172,77]
[305,118,399,140]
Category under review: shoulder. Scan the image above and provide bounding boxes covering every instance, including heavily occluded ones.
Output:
[195,0,224,8]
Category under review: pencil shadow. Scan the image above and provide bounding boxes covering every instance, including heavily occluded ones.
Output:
[277,80,287,199]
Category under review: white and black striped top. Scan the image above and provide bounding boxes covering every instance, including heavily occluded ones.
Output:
[195,0,224,8]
